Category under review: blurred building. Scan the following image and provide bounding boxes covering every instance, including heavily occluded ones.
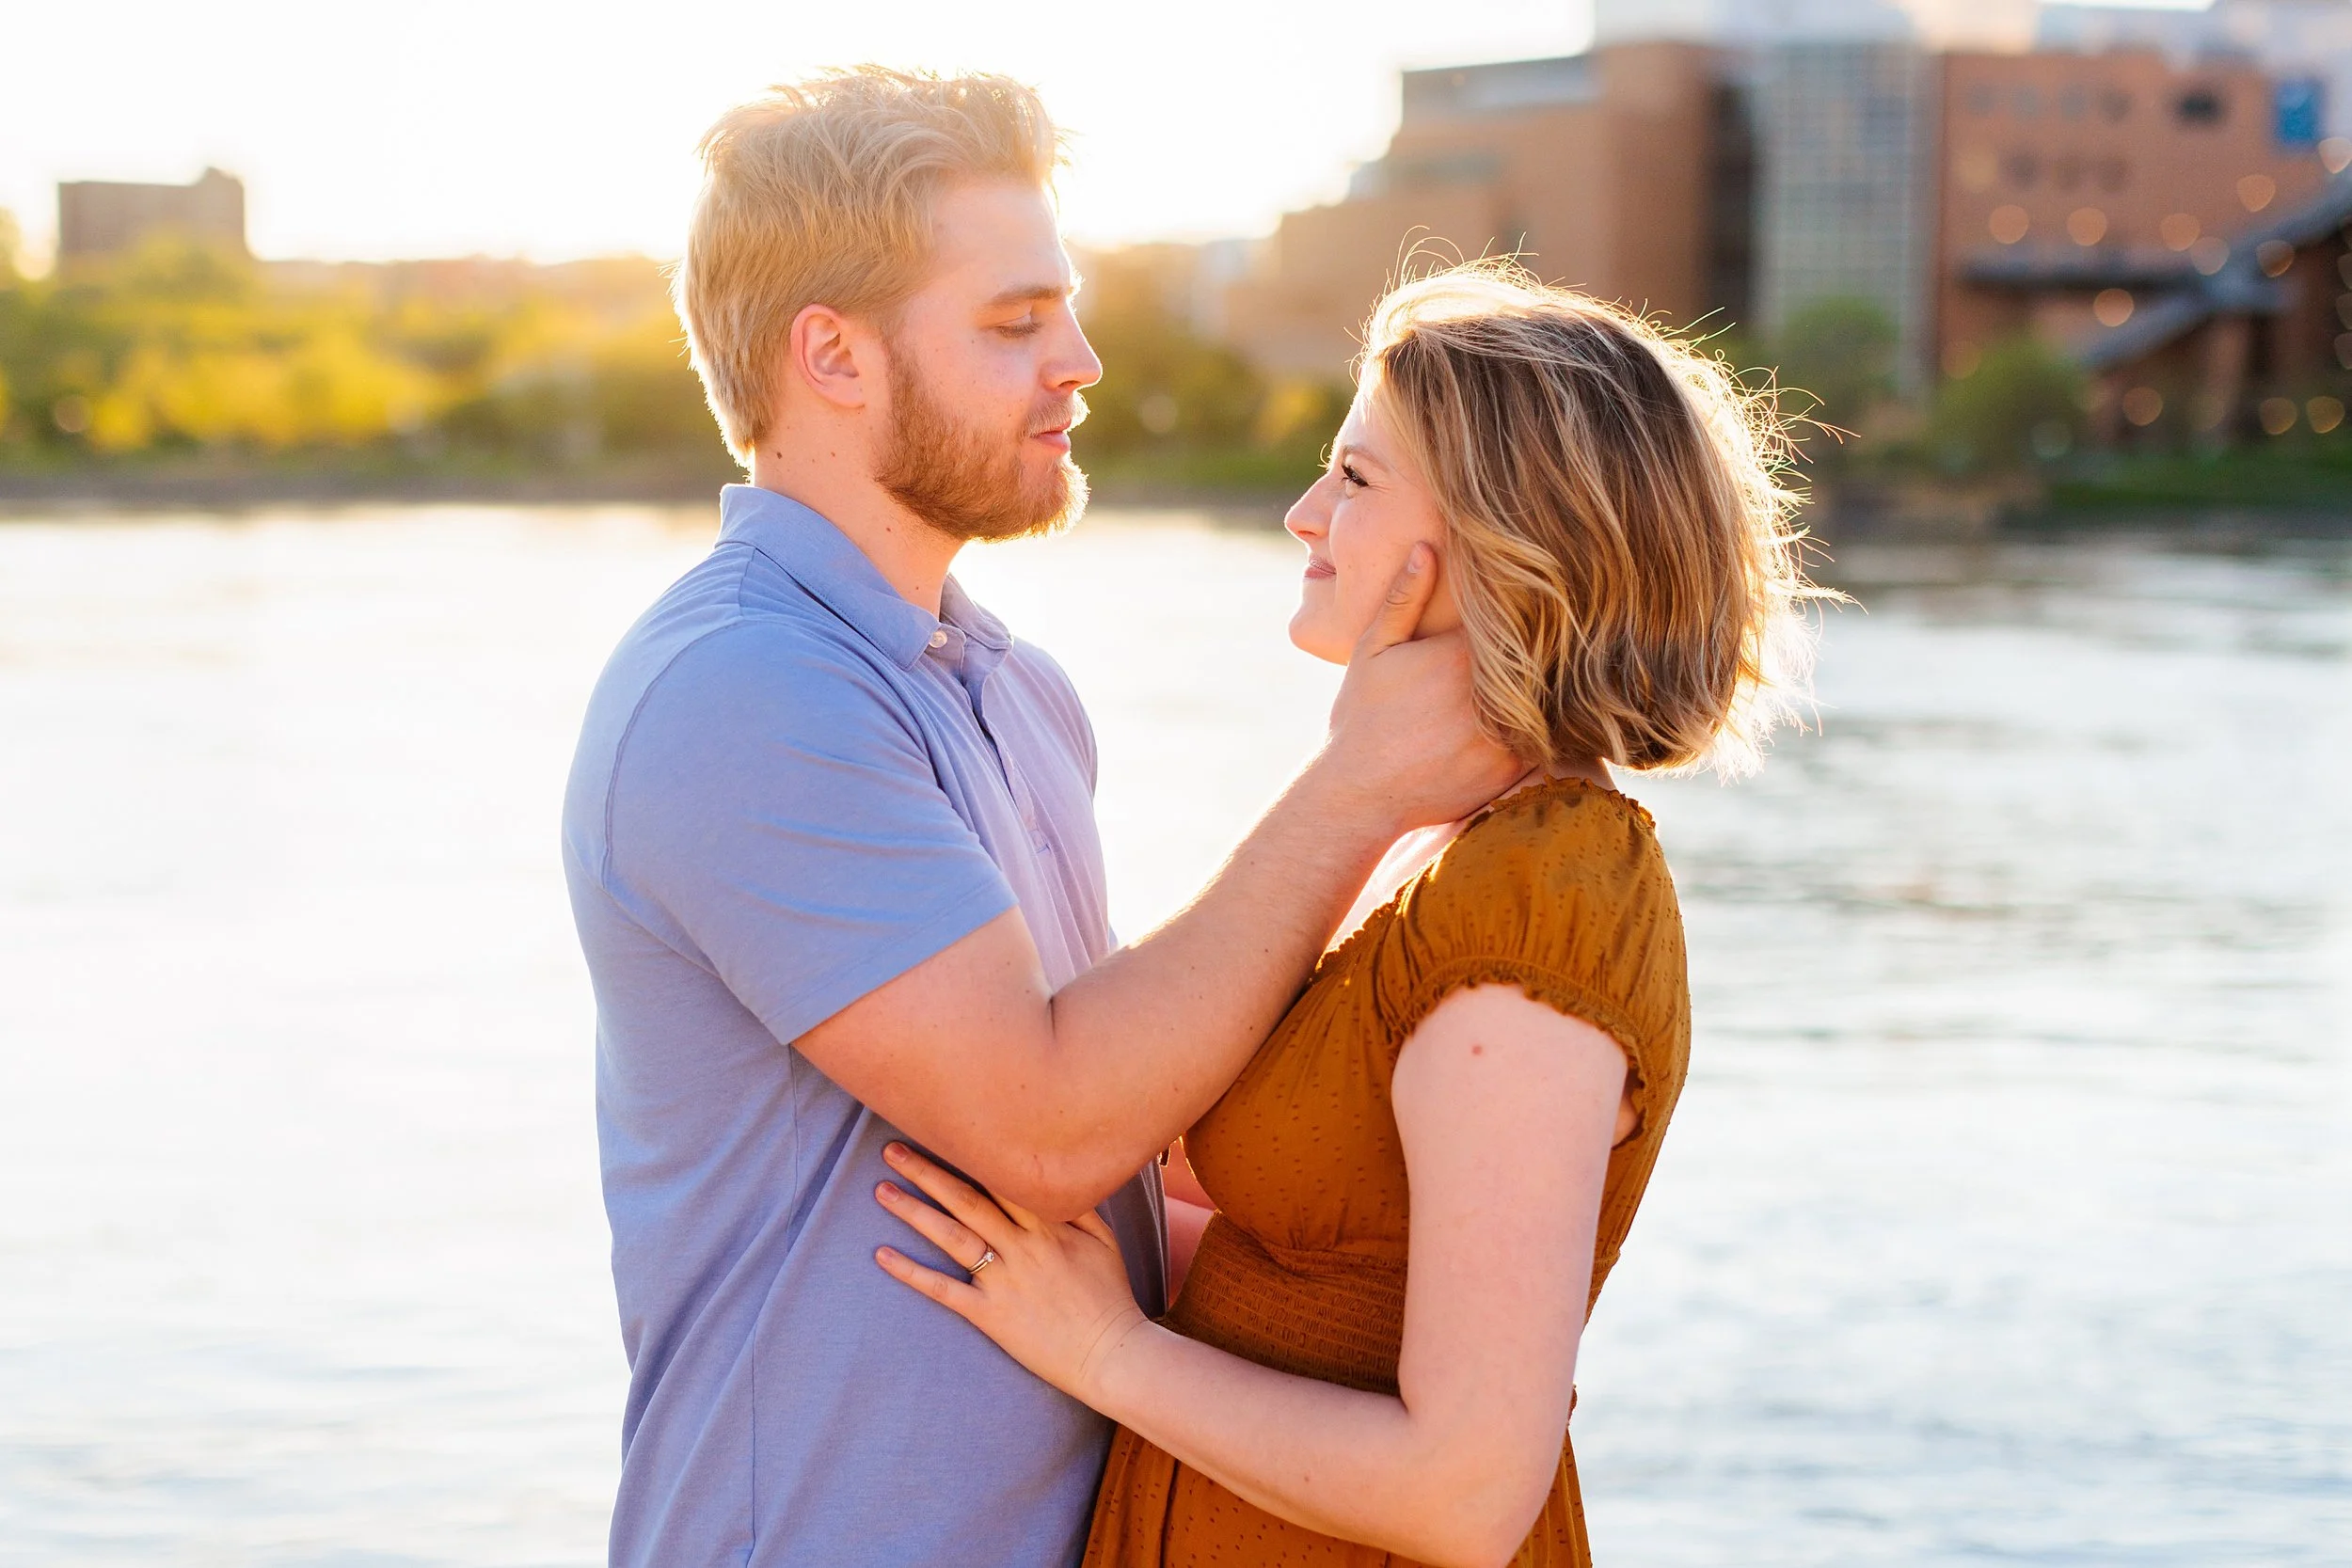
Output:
[1207,0,2352,436]
[57,167,246,263]
[1218,0,2025,382]
[1751,39,1942,390]
[2040,1,2352,136]
[1940,43,2348,426]
[1219,43,1724,376]
[1071,238,1257,341]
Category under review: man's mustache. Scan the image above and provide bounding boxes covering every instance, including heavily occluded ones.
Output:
[1031,392,1089,437]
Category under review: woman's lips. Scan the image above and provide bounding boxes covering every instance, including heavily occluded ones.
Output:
[1304,558,1337,580]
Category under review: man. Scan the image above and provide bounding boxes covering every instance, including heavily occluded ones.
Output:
[561,68,1516,1566]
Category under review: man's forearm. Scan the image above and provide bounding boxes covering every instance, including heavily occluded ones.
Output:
[791,566,1518,1219]
[785,755,1402,1221]
[1031,754,1401,1207]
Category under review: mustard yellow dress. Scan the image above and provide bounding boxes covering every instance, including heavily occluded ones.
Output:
[1084,779,1691,1567]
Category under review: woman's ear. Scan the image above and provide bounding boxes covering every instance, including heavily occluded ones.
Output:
[787,303,874,413]
[1414,539,1466,640]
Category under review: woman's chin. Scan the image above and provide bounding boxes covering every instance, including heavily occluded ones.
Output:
[1287,609,1351,666]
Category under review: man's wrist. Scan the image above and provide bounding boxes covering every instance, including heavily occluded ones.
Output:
[1289,747,1407,851]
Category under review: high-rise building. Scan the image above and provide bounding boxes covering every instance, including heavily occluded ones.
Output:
[1752,39,1941,389]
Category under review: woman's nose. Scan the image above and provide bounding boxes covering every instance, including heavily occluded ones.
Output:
[1284,475,1333,544]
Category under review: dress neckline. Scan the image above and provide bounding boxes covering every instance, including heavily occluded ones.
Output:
[1470,772,1654,830]
[1313,776,1650,977]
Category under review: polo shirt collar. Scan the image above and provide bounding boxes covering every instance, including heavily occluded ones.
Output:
[718,484,941,668]
[940,577,1010,654]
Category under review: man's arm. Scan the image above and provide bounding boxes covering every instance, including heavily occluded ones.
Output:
[799,545,1520,1219]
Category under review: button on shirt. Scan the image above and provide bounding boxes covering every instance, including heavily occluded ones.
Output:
[561,484,1168,1568]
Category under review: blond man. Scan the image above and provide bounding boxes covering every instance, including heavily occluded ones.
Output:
[561,69,1513,1566]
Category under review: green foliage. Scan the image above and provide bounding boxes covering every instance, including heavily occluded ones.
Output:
[1078,287,1261,452]
[2042,424,2352,511]
[1931,337,2090,472]
[591,316,720,454]
[0,236,729,471]
[1770,296,1899,464]
[1073,249,1345,488]
[1,233,1368,494]
[1708,294,2345,498]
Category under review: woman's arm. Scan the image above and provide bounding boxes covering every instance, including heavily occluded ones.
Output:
[874,984,1627,1568]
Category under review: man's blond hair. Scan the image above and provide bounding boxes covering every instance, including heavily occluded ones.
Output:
[677,67,1061,457]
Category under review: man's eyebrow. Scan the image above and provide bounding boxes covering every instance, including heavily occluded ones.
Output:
[981,278,1077,310]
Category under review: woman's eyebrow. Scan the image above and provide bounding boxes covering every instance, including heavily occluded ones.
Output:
[1337,443,1390,474]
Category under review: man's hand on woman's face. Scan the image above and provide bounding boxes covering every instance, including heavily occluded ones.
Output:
[1322,544,1523,835]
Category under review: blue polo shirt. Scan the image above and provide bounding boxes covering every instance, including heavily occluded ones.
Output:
[562,484,1167,1568]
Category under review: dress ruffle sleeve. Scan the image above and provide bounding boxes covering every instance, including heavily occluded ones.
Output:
[1375,783,1692,1263]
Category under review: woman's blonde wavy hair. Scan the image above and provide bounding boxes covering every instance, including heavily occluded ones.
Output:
[1360,261,1829,778]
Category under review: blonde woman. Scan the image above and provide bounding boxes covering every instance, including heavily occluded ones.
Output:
[873,262,1821,1568]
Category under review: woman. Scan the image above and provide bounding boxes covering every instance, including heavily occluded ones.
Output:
[871,261,1820,1567]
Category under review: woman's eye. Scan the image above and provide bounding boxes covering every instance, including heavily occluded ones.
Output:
[1339,464,1366,488]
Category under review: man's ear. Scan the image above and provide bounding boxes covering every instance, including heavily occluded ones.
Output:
[788,302,879,413]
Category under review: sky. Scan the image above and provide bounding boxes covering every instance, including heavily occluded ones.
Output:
[2,0,2218,268]
[1,0,1593,266]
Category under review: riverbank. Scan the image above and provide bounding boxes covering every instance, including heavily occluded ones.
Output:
[5,450,2347,536]
[0,458,1321,529]
[0,454,739,514]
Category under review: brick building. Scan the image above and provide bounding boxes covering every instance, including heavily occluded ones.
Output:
[1939,46,2352,433]
[1219,43,1724,377]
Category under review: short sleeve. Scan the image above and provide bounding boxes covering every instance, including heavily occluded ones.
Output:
[601,622,1016,1046]
[1378,785,1690,1118]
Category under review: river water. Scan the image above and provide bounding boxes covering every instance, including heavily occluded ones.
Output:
[0,505,2344,1565]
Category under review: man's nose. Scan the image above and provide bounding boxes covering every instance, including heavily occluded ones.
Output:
[1057,323,1105,392]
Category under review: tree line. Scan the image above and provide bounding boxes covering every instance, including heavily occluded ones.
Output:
[3,212,2339,506]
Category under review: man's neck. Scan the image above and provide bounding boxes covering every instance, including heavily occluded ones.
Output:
[749,445,961,616]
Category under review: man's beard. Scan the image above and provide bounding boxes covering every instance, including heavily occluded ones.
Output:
[874,353,1089,544]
